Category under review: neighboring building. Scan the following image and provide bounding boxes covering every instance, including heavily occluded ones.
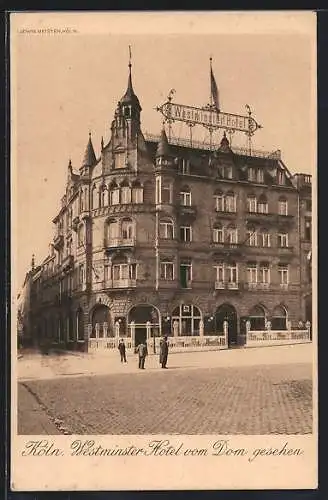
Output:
[27,61,313,351]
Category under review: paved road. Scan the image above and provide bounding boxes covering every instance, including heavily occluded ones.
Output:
[18,361,312,435]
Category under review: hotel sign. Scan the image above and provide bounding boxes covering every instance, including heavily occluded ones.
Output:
[157,102,261,135]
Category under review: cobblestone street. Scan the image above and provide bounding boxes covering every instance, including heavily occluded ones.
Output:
[17,346,313,435]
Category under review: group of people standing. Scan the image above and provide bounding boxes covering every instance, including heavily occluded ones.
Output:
[118,336,169,370]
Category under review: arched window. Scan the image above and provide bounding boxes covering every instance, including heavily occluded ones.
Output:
[214,190,224,212]
[278,197,288,216]
[106,218,119,243]
[131,180,143,204]
[109,182,120,205]
[271,305,287,330]
[180,185,191,206]
[249,305,266,331]
[159,218,174,239]
[121,180,131,204]
[99,185,108,208]
[171,304,202,337]
[121,217,134,240]
[92,185,98,209]
[257,195,268,214]
[226,225,238,244]
[247,194,257,213]
[77,224,85,247]
[225,191,236,212]
[213,222,224,243]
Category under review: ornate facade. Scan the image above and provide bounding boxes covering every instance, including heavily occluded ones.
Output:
[25,61,312,351]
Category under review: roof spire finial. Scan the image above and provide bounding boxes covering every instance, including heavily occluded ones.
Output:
[31,254,35,271]
[129,45,132,70]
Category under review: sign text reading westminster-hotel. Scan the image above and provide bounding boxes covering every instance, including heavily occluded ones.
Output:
[161,102,254,133]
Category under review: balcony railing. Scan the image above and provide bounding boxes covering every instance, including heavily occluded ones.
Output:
[104,279,137,289]
[105,237,136,249]
[178,204,197,217]
[215,281,239,290]
[245,282,270,291]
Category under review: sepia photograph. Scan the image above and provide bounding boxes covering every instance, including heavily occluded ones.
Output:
[11,11,317,491]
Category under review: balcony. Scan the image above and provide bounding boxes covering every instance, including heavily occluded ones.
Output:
[245,282,270,291]
[215,281,240,290]
[104,279,137,289]
[246,211,276,225]
[178,204,197,218]
[61,255,74,272]
[211,242,242,255]
[53,233,64,250]
[104,237,136,250]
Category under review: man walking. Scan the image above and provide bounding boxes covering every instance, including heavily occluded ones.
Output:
[136,340,148,369]
[118,338,127,363]
[159,336,169,369]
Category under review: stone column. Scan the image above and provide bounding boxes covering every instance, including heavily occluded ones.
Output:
[146,321,151,342]
[130,321,135,348]
[95,322,100,339]
[223,320,228,346]
[103,322,108,338]
[173,320,179,337]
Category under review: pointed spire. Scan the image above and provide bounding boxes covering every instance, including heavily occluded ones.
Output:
[120,47,141,110]
[156,128,170,158]
[68,158,73,173]
[82,132,97,167]
[218,131,231,152]
[101,136,104,150]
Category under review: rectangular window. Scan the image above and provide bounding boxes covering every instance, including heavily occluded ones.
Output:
[179,159,190,175]
[247,197,257,213]
[278,265,289,285]
[161,182,172,204]
[278,233,288,247]
[159,221,174,239]
[227,228,238,244]
[160,262,174,280]
[121,187,131,204]
[305,219,311,241]
[214,263,224,283]
[180,191,192,206]
[305,199,312,211]
[278,200,288,215]
[247,264,257,283]
[247,230,257,246]
[248,167,256,182]
[226,263,238,284]
[132,187,143,204]
[257,169,264,183]
[259,265,270,283]
[260,232,271,247]
[180,261,192,288]
[155,178,161,204]
[225,194,236,212]
[79,264,85,284]
[180,226,192,242]
[213,227,224,243]
[115,153,125,169]
[277,170,285,185]
[110,189,120,205]
[215,195,224,212]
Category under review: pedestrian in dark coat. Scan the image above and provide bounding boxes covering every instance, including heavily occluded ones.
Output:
[118,339,127,363]
[136,341,148,369]
[159,336,169,369]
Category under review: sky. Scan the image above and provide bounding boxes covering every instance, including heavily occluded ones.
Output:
[11,12,316,291]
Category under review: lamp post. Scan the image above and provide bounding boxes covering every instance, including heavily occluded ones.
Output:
[151,309,158,354]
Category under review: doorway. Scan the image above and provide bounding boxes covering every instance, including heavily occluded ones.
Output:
[215,304,238,346]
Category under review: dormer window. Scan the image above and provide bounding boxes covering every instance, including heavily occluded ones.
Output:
[178,159,190,175]
[219,165,233,179]
[277,170,285,185]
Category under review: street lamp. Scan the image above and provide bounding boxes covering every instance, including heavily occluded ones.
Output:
[151,308,158,354]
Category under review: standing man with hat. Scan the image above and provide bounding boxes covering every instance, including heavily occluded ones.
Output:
[159,336,169,369]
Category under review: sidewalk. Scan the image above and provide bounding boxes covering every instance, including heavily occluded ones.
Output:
[16,343,313,381]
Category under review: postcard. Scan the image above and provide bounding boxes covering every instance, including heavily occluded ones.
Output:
[10,11,317,491]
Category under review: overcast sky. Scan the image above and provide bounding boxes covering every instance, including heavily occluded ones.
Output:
[11,12,316,291]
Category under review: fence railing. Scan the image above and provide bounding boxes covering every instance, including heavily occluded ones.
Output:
[246,329,310,346]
